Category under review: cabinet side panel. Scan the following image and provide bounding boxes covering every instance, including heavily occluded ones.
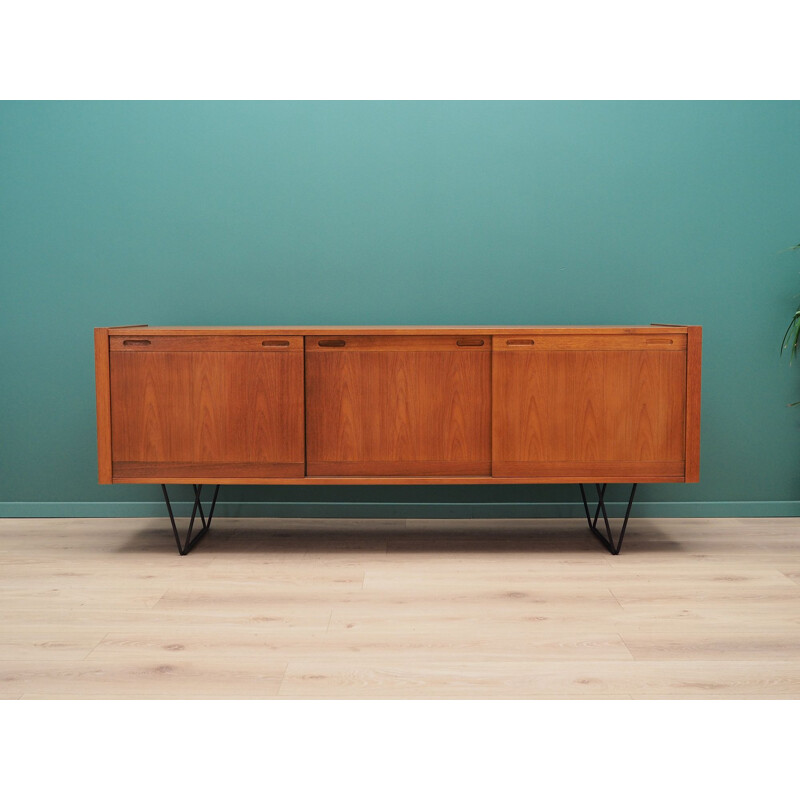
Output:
[684,326,702,482]
[94,328,112,483]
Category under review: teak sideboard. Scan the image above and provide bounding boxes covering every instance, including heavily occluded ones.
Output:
[94,325,701,555]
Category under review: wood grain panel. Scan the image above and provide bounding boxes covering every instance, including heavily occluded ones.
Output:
[97,325,700,485]
[493,345,687,479]
[111,474,686,485]
[685,326,702,482]
[306,338,491,476]
[494,461,685,479]
[110,350,304,478]
[3,516,798,698]
[109,325,689,336]
[94,328,112,484]
[306,460,492,477]
[306,335,488,351]
[113,462,303,479]
[110,335,302,352]
[494,333,687,351]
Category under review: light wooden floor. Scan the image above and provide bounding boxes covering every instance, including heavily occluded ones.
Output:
[2,516,800,698]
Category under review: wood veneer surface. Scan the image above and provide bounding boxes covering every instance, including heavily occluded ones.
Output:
[305,337,491,476]
[492,347,687,479]
[96,325,701,484]
[106,325,690,336]
[109,349,304,477]
[2,516,798,699]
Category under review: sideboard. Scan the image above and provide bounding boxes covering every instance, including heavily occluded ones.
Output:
[94,325,701,555]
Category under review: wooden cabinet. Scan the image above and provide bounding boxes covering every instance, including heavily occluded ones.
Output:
[95,325,701,485]
[305,335,491,476]
[105,334,305,480]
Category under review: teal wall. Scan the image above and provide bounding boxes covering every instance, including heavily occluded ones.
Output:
[2,101,800,518]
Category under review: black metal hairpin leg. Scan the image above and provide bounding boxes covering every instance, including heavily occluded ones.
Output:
[579,483,637,555]
[161,484,220,555]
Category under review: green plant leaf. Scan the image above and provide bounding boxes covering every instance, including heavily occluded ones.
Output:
[780,309,800,360]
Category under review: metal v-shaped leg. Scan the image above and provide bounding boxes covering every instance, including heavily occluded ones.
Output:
[579,483,637,555]
[161,484,220,555]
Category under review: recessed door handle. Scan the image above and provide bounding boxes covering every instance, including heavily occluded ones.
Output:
[318,339,346,348]
[122,339,151,347]
[261,340,290,348]
[646,338,673,345]
[456,338,484,347]
[506,339,535,346]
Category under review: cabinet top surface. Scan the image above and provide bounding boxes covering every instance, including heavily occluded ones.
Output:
[100,324,695,335]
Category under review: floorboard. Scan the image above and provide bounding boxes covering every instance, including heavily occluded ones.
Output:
[1,516,799,698]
